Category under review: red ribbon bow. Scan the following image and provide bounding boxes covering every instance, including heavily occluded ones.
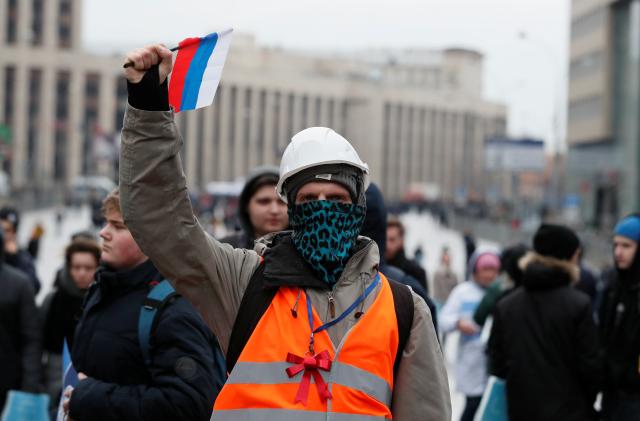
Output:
[285,350,333,406]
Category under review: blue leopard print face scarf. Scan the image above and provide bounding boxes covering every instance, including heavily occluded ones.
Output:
[289,200,366,285]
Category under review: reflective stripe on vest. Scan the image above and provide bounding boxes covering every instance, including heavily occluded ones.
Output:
[225,361,392,405]
[212,408,391,420]
[213,273,399,420]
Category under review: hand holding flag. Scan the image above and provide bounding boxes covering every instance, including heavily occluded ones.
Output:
[123,30,233,112]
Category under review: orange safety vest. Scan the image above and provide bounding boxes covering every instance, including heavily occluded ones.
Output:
[213,273,399,420]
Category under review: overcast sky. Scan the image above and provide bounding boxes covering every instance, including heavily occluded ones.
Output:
[83,0,571,151]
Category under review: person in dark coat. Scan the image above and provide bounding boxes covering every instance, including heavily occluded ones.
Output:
[0,207,41,294]
[63,189,222,421]
[488,224,602,421]
[599,214,640,420]
[221,166,288,249]
[361,183,438,332]
[386,217,429,292]
[0,227,41,410]
[41,238,101,410]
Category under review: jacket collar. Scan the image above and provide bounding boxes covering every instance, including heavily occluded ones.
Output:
[519,252,579,291]
[259,232,378,290]
[96,258,160,293]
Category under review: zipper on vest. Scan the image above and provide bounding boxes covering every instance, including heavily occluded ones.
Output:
[328,289,336,319]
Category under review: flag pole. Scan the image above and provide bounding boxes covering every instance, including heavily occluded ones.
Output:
[122,29,232,69]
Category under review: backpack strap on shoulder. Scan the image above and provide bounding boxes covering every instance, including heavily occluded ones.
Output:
[138,279,178,366]
[387,277,415,378]
[226,263,278,373]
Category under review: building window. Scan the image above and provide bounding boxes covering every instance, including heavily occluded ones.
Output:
[382,103,391,193]
[301,95,309,128]
[570,51,604,79]
[228,86,237,180]
[257,90,266,164]
[82,73,101,175]
[31,0,44,46]
[54,71,71,181]
[315,97,322,125]
[243,88,252,170]
[212,84,222,180]
[571,8,607,39]
[58,0,73,48]
[114,76,127,131]
[569,96,602,121]
[286,93,295,142]
[6,0,18,44]
[271,91,280,160]
[327,99,335,129]
[3,66,15,126]
[27,69,42,179]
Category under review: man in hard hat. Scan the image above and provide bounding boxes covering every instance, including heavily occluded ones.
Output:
[119,44,450,420]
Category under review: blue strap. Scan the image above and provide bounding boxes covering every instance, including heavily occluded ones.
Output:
[138,279,176,366]
[305,273,380,353]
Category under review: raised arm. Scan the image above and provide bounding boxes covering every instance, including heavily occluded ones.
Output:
[118,45,261,351]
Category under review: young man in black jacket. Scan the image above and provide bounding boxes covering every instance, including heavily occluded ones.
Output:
[488,224,602,421]
[63,189,223,421]
[600,214,640,420]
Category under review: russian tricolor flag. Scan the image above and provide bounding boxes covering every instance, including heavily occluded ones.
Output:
[169,29,233,113]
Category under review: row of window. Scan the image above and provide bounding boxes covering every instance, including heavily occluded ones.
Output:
[4,0,74,48]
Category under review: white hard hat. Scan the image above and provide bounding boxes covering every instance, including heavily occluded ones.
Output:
[276,127,370,203]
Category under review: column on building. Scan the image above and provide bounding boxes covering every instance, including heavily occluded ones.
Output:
[38,66,55,187]
[218,84,234,181]
[10,64,27,188]
[201,97,215,185]
[380,102,392,195]
[451,112,465,197]
[0,0,6,46]
[42,0,56,49]
[411,106,423,183]
[431,110,444,194]
[67,68,84,185]
[183,109,199,185]
[232,86,247,179]
[17,0,31,47]
[396,103,410,195]
[422,108,435,184]
[391,104,403,197]
[98,73,116,135]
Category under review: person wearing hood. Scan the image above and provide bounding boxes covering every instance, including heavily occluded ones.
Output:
[599,214,640,420]
[473,243,529,327]
[0,225,41,410]
[361,183,438,333]
[440,248,501,421]
[40,238,100,410]
[117,44,451,420]
[221,166,288,249]
[488,224,602,421]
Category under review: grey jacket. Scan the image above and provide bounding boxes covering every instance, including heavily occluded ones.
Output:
[119,104,451,421]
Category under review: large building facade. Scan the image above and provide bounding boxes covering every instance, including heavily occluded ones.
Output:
[567,0,640,227]
[0,0,506,202]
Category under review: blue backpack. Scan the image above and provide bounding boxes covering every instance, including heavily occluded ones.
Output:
[138,279,227,390]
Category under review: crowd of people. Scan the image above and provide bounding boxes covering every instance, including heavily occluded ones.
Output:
[0,43,638,421]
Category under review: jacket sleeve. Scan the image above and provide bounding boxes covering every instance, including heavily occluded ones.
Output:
[439,285,462,333]
[487,305,508,379]
[392,293,451,421]
[575,300,603,401]
[19,278,41,391]
[119,103,261,352]
[68,302,218,421]
[10,251,41,294]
